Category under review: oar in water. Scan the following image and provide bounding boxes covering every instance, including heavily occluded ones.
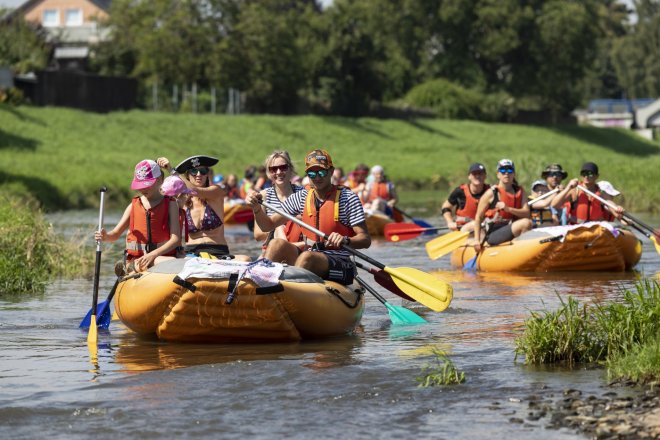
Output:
[260,201,453,312]
[384,223,448,242]
[427,189,561,261]
[87,187,106,351]
[80,277,120,329]
[578,185,660,254]
[393,207,433,229]
[354,275,426,325]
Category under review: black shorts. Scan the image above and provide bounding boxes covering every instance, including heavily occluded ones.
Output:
[184,244,234,260]
[486,223,514,246]
[324,253,355,285]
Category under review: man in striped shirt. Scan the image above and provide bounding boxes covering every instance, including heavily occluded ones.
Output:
[246,149,371,284]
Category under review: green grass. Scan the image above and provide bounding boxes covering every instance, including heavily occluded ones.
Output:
[2,104,660,212]
[515,279,660,383]
[0,194,92,296]
[416,348,466,387]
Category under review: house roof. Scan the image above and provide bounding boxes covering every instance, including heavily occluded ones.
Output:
[6,0,112,19]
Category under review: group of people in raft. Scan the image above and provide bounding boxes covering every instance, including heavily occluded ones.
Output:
[95,150,624,284]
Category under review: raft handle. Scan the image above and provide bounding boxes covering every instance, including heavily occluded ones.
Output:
[539,235,563,244]
[325,286,363,309]
[172,275,197,292]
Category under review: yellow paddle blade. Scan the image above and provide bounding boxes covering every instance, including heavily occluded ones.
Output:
[111,311,119,321]
[384,266,453,312]
[651,236,660,255]
[425,230,470,260]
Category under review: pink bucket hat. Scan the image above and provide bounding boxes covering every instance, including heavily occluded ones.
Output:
[161,175,196,197]
[131,159,162,190]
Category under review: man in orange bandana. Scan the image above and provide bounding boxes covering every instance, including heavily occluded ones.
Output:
[246,149,371,284]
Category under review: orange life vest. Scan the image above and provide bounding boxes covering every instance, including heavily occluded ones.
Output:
[126,196,177,259]
[456,183,490,226]
[485,185,523,221]
[570,190,613,223]
[301,186,356,250]
[366,181,393,202]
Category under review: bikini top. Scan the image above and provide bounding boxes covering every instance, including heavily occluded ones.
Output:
[186,204,223,233]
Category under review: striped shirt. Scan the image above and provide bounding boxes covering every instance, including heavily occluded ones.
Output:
[280,186,366,257]
[263,184,304,216]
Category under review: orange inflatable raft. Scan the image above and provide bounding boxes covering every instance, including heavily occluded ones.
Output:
[365,212,393,236]
[450,223,642,272]
[114,258,364,343]
[223,202,254,224]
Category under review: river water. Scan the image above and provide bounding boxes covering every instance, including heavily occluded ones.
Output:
[1,211,659,439]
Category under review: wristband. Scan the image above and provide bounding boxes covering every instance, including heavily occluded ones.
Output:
[441,207,452,215]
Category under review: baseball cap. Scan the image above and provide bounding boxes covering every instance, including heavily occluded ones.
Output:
[580,162,599,175]
[160,175,196,197]
[597,181,620,196]
[531,179,548,192]
[468,163,486,174]
[131,159,162,190]
[305,149,333,171]
[497,158,515,170]
[371,165,384,174]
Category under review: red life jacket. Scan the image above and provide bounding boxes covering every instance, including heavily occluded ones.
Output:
[367,181,393,202]
[570,190,613,223]
[301,186,356,250]
[485,185,523,221]
[126,196,177,259]
[456,183,490,226]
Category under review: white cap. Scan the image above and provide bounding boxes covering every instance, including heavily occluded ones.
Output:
[371,165,384,174]
[597,181,620,196]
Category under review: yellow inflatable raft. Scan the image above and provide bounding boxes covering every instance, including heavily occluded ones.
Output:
[450,223,642,272]
[114,259,364,343]
[223,203,253,224]
[365,212,393,236]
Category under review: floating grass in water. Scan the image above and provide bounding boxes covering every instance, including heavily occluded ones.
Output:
[515,280,660,383]
[416,348,466,387]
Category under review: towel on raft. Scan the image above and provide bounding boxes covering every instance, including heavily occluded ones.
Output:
[177,257,284,287]
[535,221,619,242]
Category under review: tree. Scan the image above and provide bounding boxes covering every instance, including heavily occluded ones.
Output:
[0,13,51,73]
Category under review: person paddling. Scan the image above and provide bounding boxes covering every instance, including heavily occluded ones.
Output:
[95,159,181,273]
[551,162,624,224]
[363,165,399,219]
[246,149,371,284]
[441,162,490,232]
[473,159,532,251]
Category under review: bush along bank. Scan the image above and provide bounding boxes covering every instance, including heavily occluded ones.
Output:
[513,279,659,438]
[0,195,93,296]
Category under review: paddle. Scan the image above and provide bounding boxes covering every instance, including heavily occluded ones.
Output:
[355,274,427,325]
[354,261,414,301]
[426,189,561,261]
[260,200,452,312]
[80,277,120,329]
[394,207,433,229]
[87,187,106,348]
[384,223,448,242]
[578,185,660,254]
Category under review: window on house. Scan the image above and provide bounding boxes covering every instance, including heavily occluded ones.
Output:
[42,9,59,27]
[65,9,83,26]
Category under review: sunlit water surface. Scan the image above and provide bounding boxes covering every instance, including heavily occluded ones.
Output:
[1,211,658,439]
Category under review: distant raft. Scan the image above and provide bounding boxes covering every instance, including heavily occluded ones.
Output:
[365,212,394,236]
[450,222,642,272]
[223,202,254,224]
[114,258,364,343]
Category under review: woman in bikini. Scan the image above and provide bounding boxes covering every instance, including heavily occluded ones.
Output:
[157,155,250,261]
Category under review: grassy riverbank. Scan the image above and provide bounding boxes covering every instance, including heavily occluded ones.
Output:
[0,194,92,296]
[515,279,660,384]
[2,104,660,212]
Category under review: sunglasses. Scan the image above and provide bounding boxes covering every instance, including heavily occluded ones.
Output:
[498,167,515,174]
[306,169,329,179]
[189,167,209,176]
[547,172,564,178]
[580,171,595,177]
[268,164,289,174]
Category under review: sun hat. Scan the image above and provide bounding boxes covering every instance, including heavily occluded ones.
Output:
[580,162,599,175]
[161,175,196,197]
[497,158,515,171]
[597,181,620,197]
[468,163,486,174]
[173,155,219,174]
[305,149,333,171]
[541,163,568,179]
[131,159,162,190]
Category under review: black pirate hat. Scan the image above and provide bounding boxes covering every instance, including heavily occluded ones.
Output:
[174,155,219,174]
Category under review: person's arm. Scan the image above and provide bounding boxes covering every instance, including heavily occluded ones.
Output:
[184,179,226,199]
[386,183,398,207]
[551,178,578,209]
[473,189,494,252]
[442,187,462,230]
[252,190,270,241]
[326,223,371,249]
[156,157,173,174]
[245,190,288,232]
[134,199,182,271]
[94,204,131,242]
[504,189,530,218]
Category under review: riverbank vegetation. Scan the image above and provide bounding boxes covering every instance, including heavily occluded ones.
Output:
[0,194,92,296]
[416,348,466,387]
[515,279,660,384]
[1,105,659,213]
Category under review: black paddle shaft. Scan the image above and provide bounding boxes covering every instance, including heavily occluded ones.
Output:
[91,187,107,320]
[354,275,387,306]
